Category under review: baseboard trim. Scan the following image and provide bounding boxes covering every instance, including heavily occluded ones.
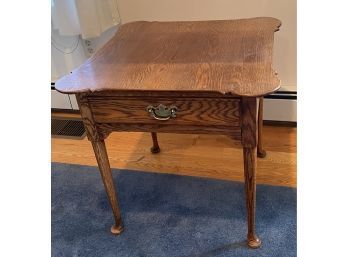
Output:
[265,90,297,100]
[264,95,297,100]
[51,108,80,114]
[274,91,297,94]
[264,120,297,127]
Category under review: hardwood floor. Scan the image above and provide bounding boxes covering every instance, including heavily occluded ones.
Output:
[51,113,296,187]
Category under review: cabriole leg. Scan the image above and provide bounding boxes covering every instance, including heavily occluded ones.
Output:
[241,97,261,248]
[150,132,160,154]
[243,147,261,248]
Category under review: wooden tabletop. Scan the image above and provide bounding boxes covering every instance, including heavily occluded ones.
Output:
[55,17,281,97]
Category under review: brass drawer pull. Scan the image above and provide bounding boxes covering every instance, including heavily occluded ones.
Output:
[146,104,178,121]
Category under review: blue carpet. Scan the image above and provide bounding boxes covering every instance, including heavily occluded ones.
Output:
[52,162,296,257]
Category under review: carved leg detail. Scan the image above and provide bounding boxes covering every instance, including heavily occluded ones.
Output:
[243,147,261,248]
[257,98,266,158]
[150,132,161,154]
[91,140,123,235]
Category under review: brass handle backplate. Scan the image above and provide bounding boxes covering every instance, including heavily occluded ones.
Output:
[146,104,178,121]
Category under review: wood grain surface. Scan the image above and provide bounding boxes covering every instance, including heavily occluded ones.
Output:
[241,97,258,148]
[243,147,261,248]
[240,97,261,248]
[91,139,123,234]
[52,17,283,245]
[88,96,241,126]
[51,112,296,187]
[96,123,242,139]
[77,95,124,234]
[55,17,281,97]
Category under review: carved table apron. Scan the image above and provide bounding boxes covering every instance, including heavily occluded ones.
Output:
[55,17,281,248]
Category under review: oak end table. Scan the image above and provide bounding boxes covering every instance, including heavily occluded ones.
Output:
[56,17,281,248]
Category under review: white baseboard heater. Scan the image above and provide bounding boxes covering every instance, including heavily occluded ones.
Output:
[264,91,297,122]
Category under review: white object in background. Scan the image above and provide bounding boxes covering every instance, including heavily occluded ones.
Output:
[51,0,120,39]
[51,0,81,36]
[51,90,71,109]
[75,0,121,38]
[264,98,297,122]
[52,25,119,110]
[69,95,79,110]
[51,30,86,82]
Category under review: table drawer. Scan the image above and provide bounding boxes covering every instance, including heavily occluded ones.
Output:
[88,97,240,127]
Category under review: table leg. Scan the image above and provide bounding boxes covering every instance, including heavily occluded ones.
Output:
[150,132,161,154]
[241,97,261,248]
[243,147,261,248]
[257,97,266,158]
[76,93,124,235]
[91,139,124,235]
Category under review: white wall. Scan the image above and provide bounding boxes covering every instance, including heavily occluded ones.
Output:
[51,25,119,82]
[51,25,118,109]
[51,30,86,82]
[117,0,297,91]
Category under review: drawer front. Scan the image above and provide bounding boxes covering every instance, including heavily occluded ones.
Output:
[88,97,240,127]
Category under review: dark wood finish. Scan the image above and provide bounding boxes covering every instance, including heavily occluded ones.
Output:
[55,18,281,249]
[151,132,160,153]
[257,98,267,158]
[55,17,281,97]
[241,97,261,248]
